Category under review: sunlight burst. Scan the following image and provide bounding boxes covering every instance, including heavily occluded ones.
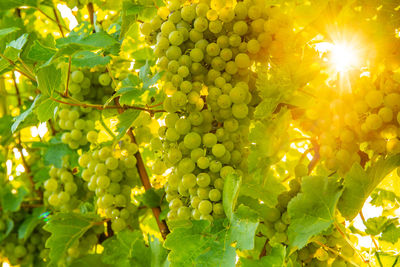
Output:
[331,42,359,72]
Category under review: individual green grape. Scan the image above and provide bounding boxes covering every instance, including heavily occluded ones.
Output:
[198,200,213,215]
[71,70,84,83]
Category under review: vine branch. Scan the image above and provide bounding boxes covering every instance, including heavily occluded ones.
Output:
[114,97,169,239]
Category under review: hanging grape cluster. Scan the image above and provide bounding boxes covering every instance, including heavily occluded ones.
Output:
[78,139,140,232]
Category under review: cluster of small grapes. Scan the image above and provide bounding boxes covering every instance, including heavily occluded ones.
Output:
[64,224,104,265]
[58,69,113,149]
[296,228,356,267]
[143,0,294,221]
[43,166,86,211]
[297,90,362,174]
[0,214,49,266]
[354,74,400,156]
[78,141,139,232]
[261,177,301,246]
[298,72,400,174]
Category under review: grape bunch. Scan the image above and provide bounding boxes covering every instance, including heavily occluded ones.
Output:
[58,105,99,149]
[64,224,104,265]
[67,68,114,103]
[354,73,400,156]
[57,68,114,149]
[78,140,140,232]
[297,71,400,175]
[0,211,49,267]
[142,0,298,221]
[296,228,356,267]
[43,166,87,211]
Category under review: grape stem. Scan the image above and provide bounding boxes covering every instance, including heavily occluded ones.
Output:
[114,96,170,240]
[313,240,360,266]
[52,6,65,37]
[87,3,95,33]
[64,56,72,97]
[307,139,320,175]
[0,52,36,82]
[334,222,371,265]
[50,95,165,114]
[12,72,22,106]
[35,7,70,32]
[259,238,269,258]
[17,135,43,200]
[359,210,380,251]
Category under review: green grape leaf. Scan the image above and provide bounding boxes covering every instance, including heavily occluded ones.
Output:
[37,64,62,96]
[149,234,169,267]
[18,207,47,239]
[338,155,400,220]
[0,218,14,242]
[254,98,281,119]
[375,252,400,267]
[228,204,259,250]
[164,220,236,267]
[0,184,28,212]
[115,109,141,140]
[0,0,37,9]
[26,40,56,62]
[139,61,163,90]
[370,189,399,207]
[135,188,162,208]
[381,224,400,244]
[11,95,41,133]
[70,254,111,267]
[132,47,154,64]
[36,96,59,122]
[0,33,29,73]
[364,216,396,236]
[71,51,111,68]
[33,136,79,168]
[43,213,101,266]
[0,115,13,145]
[240,169,285,208]
[287,176,343,250]
[55,24,120,58]
[240,244,286,267]
[223,173,241,220]
[0,27,20,39]
[101,230,150,267]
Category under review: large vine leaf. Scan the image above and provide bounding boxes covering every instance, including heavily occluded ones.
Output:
[240,169,285,208]
[36,64,62,97]
[43,213,101,266]
[287,176,343,249]
[0,184,28,212]
[240,244,286,267]
[164,220,236,267]
[338,155,400,220]
[18,207,47,239]
[70,254,111,267]
[102,230,150,267]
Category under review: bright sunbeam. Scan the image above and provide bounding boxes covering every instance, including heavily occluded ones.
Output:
[331,42,359,72]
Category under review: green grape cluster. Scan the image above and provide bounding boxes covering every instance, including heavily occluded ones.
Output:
[260,177,301,246]
[57,68,115,149]
[64,224,104,264]
[78,140,140,232]
[0,211,49,267]
[354,73,400,156]
[141,0,294,222]
[297,71,400,175]
[296,228,355,267]
[58,106,99,149]
[67,68,114,103]
[43,166,86,211]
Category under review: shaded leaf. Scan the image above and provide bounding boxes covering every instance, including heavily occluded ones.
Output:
[287,176,343,249]
[18,207,47,239]
[43,213,101,266]
[1,185,28,212]
[338,155,400,220]
[37,64,62,96]
[241,244,286,267]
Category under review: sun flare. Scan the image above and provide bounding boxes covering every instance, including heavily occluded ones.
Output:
[331,42,359,72]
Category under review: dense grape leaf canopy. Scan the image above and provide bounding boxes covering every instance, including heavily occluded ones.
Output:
[0,0,400,266]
